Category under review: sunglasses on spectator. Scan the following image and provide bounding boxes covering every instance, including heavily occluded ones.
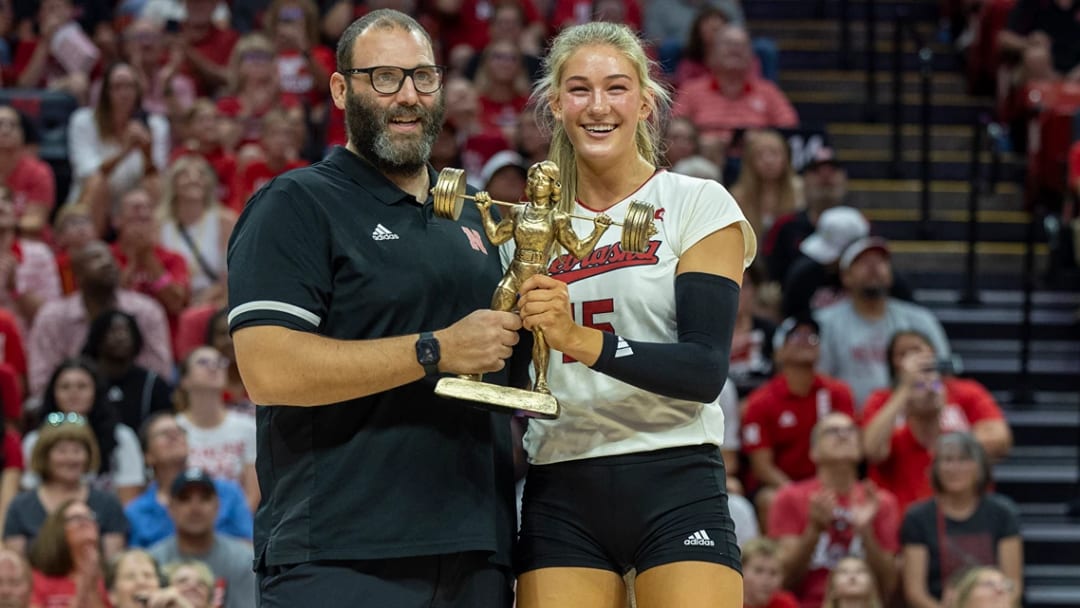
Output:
[193,356,230,370]
[152,426,187,441]
[278,6,304,21]
[47,412,88,427]
[785,329,820,346]
[820,425,857,438]
[64,511,98,526]
[240,50,275,63]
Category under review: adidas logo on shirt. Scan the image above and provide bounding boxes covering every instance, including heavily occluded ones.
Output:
[684,530,715,547]
[372,224,399,241]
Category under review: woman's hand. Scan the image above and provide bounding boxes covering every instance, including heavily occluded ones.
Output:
[517,274,579,351]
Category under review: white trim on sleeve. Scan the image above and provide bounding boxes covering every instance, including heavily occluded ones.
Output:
[228,300,322,327]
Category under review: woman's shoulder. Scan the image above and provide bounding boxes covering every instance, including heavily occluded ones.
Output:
[982,492,1021,516]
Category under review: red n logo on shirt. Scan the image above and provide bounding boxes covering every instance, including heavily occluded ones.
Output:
[461,227,488,254]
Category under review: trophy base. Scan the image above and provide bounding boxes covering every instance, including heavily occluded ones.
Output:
[435,377,559,419]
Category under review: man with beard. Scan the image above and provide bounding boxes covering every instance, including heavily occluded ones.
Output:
[813,237,951,407]
[226,8,522,608]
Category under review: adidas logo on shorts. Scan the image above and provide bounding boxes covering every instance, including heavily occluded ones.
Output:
[684,530,715,547]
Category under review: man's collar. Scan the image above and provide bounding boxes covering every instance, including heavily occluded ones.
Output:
[326,146,437,206]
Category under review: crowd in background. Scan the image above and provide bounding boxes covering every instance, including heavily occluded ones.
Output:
[0,0,1033,607]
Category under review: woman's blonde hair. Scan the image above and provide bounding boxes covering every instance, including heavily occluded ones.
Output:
[950,566,1009,608]
[821,556,884,608]
[531,22,671,216]
[729,128,801,237]
[227,33,278,94]
[106,549,161,591]
[31,422,101,481]
[164,559,215,589]
[159,154,221,225]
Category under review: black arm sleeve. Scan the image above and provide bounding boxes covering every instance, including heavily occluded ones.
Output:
[589,272,739,402]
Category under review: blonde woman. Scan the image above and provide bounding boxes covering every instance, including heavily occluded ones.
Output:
[822,557,885,608]
[514,21,756,607]
[158,155,236,305]
[729,128,804,240]
[948,566,1015,608]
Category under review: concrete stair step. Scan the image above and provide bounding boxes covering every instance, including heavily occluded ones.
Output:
[846,178,1022,212]
[824,121,978,151]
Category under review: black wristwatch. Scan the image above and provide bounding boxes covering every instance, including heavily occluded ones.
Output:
[415,332,440,376]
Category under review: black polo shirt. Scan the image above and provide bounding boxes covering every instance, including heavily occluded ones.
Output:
[227,146,516,569]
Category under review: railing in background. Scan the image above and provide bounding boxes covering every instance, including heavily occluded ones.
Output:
[886,11,935,237]
[959,114,1005,306]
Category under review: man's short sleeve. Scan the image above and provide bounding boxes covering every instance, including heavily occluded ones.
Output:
[227,183,333,333]
[741,389,772,452]
[900,501,934,546]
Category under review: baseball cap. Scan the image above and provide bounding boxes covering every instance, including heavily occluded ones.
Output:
[799,206,869,264]
[479,150,528,190]
[802,146,843,173]
[772,315,822,351]
[170,467,216,497]
[839,236,891,271]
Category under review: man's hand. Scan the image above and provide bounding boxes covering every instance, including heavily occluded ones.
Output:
[851,481,881,535]
[435,309,522,375]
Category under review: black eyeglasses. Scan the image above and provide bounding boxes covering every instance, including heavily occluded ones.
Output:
[47,412,88,427]
[340,65,446,95]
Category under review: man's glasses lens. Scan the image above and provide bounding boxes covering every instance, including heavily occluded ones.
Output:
[349,66,444,94]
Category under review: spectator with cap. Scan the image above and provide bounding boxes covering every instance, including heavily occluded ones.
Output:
[126,412,252,549]
[672,25,798,143]
[28,240,172,399]
[783,206,915,318]
[742,315,856,529]
[861,330,1011,512]
[0,547,31,608]
[769,412,900,608]
[0,106,55,239]
[815,237,951,407]
[763,146,847,282]
[148,467,256,608]
[479,150,528,205]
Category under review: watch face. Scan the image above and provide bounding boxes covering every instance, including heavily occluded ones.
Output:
[418,341,438,364]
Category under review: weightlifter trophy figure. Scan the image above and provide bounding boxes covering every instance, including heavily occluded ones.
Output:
[431,160,657,419]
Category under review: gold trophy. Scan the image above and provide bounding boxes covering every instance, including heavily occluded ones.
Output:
[430,161,657,419]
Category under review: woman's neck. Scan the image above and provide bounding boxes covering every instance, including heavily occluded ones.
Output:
[939,491,980,519]
[41,479,84,500]
[175,197,206,227]
[835,598,871,608]
[184,391,227,428]
[575,156,655,211]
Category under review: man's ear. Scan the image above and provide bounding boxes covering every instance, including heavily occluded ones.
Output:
[330,72,348,111]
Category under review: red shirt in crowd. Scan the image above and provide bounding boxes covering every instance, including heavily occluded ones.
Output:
[0,308,27,380]
[860,377,1006,513]
[229,159,309,213]
[1069,140,1080,191]
[276,47,336,107]
[183,25,240,95]
[427,0,544,54]
[216,94,301,146]
[477,95,529,136]
[769,478,901,608]
[4,153,56,218]
[672,75,799,141]
[746,591,800,608]
[742,374,856,484]
[3,427,23,469]
[30,571,111,608]
[0,364,21,422]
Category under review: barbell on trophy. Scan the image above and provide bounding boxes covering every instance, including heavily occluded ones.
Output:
[431,167,658,253]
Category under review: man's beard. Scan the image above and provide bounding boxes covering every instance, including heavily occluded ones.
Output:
[345,84,446,176]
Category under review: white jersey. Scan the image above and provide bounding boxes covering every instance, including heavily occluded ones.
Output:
[502,170,757,465]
